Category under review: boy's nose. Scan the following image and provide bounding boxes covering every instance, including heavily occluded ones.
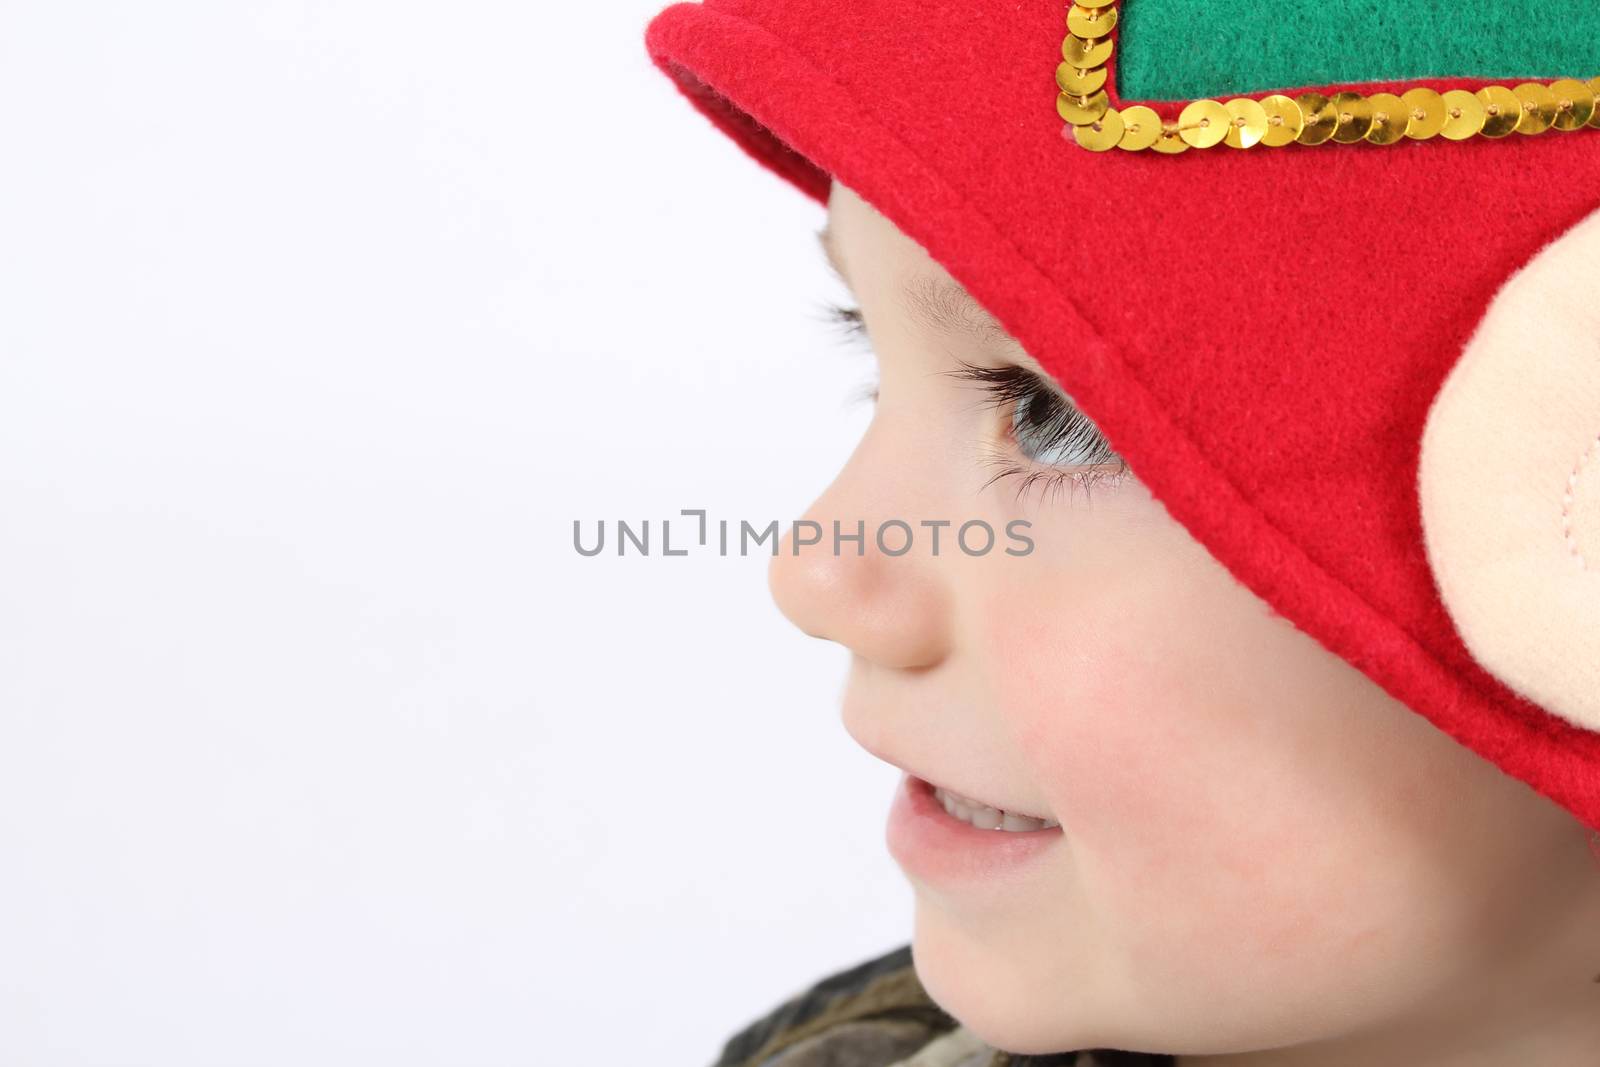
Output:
[767,465,954,672]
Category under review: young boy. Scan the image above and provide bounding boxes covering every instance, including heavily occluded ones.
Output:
[642,3,1600,1064]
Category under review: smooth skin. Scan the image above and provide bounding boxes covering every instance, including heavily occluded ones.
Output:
[767,182,1600,1066]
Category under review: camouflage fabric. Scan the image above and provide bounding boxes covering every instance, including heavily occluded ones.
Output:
[708,944,1175,1067]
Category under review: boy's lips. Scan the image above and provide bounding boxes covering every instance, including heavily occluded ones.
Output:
[886,773,1063,887]
[909,773,1056,824]
[852,737,1055,822]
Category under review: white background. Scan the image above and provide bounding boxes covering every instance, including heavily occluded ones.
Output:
[0,3,911,1064]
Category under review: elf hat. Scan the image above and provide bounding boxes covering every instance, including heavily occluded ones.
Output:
[641,0,1600,832]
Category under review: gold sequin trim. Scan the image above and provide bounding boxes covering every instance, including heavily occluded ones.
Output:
[1055,3,1600,153]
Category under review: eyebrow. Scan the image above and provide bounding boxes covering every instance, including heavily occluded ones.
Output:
[817,224,1019,350]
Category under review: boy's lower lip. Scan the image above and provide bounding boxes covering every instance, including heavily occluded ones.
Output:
[885,772,1062,885]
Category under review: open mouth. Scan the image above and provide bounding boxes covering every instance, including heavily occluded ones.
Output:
[922,777,1059,831]
[887,774,1063,884]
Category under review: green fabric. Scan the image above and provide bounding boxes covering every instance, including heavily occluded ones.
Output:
[1115,0,1600,101]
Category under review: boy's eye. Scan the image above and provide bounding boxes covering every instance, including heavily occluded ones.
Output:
[822,301,869,343]
[818,302,1131,501]
[1011,387,1108,468]
[949,359,1131,502]
[956,362,1121,471]
[819,302,879,405]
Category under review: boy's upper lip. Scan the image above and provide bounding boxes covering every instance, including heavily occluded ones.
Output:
[854,736,1055,821]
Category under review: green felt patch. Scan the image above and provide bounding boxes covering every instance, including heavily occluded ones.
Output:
[1115,0,1600,101]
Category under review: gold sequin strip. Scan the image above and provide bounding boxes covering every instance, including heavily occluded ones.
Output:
[1056,1,1600,153]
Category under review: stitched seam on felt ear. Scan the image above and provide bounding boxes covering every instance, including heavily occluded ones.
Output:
[1562,431,1600,569]
[681,4,1600,746]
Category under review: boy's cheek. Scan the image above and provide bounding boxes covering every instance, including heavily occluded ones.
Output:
[979,582,1442,982]
[980,571,1287,865]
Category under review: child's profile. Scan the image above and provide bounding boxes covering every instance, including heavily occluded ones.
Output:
[641,2,1600,1063]
[752,180,1600,1066]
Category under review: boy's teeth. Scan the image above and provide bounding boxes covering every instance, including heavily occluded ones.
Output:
[933,785,1059,831]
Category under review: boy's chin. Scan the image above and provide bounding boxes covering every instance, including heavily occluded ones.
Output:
[906,915,1107,1058]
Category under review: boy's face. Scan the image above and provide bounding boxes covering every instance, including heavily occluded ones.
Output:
[768,183,1598,1058]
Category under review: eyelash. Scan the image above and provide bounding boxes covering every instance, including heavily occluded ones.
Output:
[820,300,1130,505]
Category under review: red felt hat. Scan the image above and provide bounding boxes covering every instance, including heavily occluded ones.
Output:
[641,0,1600,831]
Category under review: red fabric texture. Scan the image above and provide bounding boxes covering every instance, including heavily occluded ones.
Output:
[642,0,1600,831]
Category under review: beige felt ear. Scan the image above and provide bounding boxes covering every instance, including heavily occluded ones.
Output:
[1418,204,1600,732]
